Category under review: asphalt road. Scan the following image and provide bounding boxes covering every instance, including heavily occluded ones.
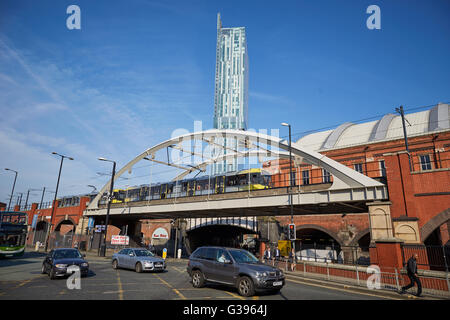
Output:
[0,252,391,300]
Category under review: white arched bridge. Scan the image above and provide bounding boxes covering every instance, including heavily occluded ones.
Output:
[84,129,387,220]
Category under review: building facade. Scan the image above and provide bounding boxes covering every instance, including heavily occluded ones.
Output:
[212,13,249,174]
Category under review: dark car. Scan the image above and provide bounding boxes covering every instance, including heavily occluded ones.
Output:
[187,246,285,297]
[41,248,89,279]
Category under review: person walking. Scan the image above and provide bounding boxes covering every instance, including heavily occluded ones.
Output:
[274,246,281,267]
[288,248,297,271]
[400,253,422,297]
[263,246,272,264]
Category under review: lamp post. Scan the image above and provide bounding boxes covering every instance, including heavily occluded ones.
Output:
[98,157,116,257]
[5,168,18,211]
[44,152,74,252]
[281,123,295,252]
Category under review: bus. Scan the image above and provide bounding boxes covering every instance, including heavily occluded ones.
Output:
[0,211,28,258]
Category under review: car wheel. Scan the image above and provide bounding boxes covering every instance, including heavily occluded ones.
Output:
[135,262,143,273]
[191,270,205,288]
[112,260,118,270]
[41,264,47,274]
[237,276,255,297]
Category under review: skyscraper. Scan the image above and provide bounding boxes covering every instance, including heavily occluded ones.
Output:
[213,13,249,174]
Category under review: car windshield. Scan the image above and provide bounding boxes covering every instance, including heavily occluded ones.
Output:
[134,249,154,257]
[53,250,82,259]
[229,249,259,264]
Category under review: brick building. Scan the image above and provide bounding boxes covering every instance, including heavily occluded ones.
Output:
[263,103,449,267]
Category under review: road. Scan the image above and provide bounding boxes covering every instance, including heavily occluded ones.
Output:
[0,252,403,301]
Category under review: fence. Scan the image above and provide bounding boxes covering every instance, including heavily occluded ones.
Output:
[294,243,371,266]
[275,258,450,298]
[402,244,450,272]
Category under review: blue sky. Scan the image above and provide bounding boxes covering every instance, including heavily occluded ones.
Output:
[0,0,449,205]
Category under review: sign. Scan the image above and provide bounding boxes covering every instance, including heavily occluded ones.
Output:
[87,217,94,229]
[111,235,129,245]
[95,225,106,233]
[278,240,292,257]
[162,248,167,260]
[152,227,169,239]
[31,214,39,229]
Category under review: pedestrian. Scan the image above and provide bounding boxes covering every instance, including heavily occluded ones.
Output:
[273,245,281,267]
[400,253,422,297]
[288,248,297,271]
[263,246,272,264]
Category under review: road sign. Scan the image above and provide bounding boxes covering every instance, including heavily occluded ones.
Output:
[111,235,129,245]
[162,248,167,259]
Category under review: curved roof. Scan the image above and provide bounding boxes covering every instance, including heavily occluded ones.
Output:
[297,103,450,151]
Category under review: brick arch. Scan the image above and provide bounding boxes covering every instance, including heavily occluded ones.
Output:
[295,224,344,246]
[420,208,450,242]
[54,217,77,232]
[349,228,371,246]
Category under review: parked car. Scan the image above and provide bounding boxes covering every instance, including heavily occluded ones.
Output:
[187,246,285,297]
[41,248,89,279]
[112,248,166,273]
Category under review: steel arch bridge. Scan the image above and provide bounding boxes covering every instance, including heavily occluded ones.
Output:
[85,129,387,218]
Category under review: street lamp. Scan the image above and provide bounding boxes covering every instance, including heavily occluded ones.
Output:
[98,157,116,257]
[44,152,74,252]
[281,122,295,252]
[4,168,18,211]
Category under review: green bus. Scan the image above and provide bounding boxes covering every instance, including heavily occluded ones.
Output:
[0,211,28,258]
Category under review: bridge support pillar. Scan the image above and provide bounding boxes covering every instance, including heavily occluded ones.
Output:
[367,201,406,270]
[372,238,404,271]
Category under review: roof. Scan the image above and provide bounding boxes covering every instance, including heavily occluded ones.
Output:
[296,103,450,151]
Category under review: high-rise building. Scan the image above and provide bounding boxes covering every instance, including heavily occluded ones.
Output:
[213,13,249,174]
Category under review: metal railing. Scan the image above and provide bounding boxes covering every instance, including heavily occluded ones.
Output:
[402,244,450,271]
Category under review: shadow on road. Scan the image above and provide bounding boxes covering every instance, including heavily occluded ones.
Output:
[0,252,47,268]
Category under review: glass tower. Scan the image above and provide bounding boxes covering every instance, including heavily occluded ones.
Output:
[213,13,249,175]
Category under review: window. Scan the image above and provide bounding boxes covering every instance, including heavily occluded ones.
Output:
[302,170,310,185]
[379,160,386,177]
[323,169,331,183]
[419,154,432,171]
[354,163,363,174]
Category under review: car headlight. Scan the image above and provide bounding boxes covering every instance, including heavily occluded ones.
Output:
[256,271,268,278]
[55,264,67,268]
[144,261,153,266]
[81,262,88,267]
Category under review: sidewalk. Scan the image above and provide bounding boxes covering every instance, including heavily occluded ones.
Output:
[283,269,447,300]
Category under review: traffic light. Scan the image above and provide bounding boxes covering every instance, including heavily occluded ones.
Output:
[288,224,296,240]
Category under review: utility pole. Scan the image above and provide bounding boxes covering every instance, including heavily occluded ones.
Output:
[396,105,412,170]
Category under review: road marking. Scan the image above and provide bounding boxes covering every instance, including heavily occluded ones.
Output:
[152,273,187,300]
[116,271,124,300]
[225,290,245,300]
[285,277,403,300]
[14,279,33,288]
[171,266,186,273]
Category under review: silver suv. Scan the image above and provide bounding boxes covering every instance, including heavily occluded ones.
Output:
[187,246,285,297]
